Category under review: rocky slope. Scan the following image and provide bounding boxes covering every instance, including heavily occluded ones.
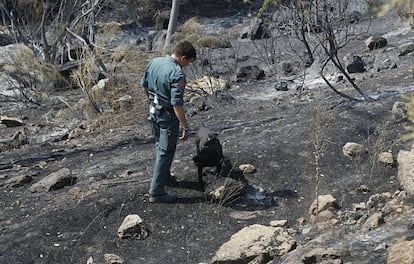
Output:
[1,2,414,264]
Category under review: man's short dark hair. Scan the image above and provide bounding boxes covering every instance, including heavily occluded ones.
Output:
[173,41,196,60]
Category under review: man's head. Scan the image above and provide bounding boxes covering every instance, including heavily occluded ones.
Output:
[172,41,196,67]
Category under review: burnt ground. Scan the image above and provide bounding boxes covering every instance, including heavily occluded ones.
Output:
[1,11,414,264]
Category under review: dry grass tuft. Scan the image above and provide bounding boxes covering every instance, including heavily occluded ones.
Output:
[173,17,231,49]
[88,46,156,131]
[96,21,123,35]
[67,36,157,131]
[176,17,203,37]
[197,36,231,49]
[1,44,65,105]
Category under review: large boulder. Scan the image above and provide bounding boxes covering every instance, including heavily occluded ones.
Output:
[387,238,414,264]
[397,147,414,195]
[0,44,57,99]
[212,224,296,263]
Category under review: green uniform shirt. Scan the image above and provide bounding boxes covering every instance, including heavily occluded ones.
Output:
[140,55,186,108]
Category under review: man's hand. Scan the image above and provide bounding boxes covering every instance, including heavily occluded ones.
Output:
[180,128,189,141]
[173,104,189,141]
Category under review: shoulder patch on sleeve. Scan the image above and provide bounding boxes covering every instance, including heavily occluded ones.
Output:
[178,80,185,89]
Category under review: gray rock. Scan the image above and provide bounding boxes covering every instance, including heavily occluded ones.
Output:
[398,42,414,57]
[117,214,149,240]
[392,101,408,122]
[387,238,414,264]
[104,253,124,264]
[0,33,14,46]
[365,36,387,50]
[0,44,56,99]
[275,81,289,91]
[30,168,76,192]
[345,55,366,73]
[378,151,394,165]
[0,129,28,151]
[239,164,256,174]
[240,18,270,40]
[0,116,24,127]
[309,195,340,224]
[236,65,265,82]
[3,175,32,188]
[302,247,349,263]
[212,224,296,263]
[343,142,365,158]
[397,148,414,195]
[148,30,167,51]
[363,212,384,229]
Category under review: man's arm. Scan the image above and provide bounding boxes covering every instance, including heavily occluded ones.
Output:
[173,104,189,141]
[142,86,150,106]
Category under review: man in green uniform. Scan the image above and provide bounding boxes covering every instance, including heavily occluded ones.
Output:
[140,41,196,203]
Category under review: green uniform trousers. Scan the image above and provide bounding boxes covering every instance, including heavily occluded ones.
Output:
[149,109,179,196]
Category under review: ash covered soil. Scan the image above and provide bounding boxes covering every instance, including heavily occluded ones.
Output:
[1,10,414,264]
